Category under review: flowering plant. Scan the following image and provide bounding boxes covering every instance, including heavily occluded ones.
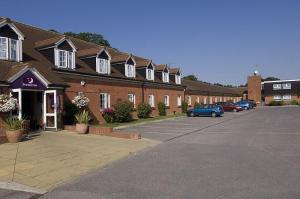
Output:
[72,95,90,109]
[0,94,17,113]
[102,108,115,123]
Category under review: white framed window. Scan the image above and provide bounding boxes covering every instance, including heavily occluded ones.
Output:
[282,95,291,101]
[128,93,136,107]
[273,95,282,101]
[0,37,8,59]
[162,72,169,83]
[282,83,291,90]
[146,68,154,80]
[219,97,222,102]
[204,97,207,104]
[100,93,110,109]
[9,39,18,61]
[273,84,281,90]
[125,64,136,77]
[177,96,182,106]
[196,97,200,103]
[97,58,110,74]
[56,49,75,69]
[148,94,155,107]
[187,96,192,106]
[164,95,170,106]
[209,97,213,104]
[215,97,218,103]
[175,75,181,84]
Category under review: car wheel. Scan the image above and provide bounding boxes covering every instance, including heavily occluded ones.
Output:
[211,112,216,117]
[189,112,195,117]
[233,109,237,112]
[243,107,248,110]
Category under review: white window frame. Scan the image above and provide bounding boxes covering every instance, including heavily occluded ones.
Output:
[9,38,19,61]
[177,96,182,106]
[148,94,155,108]
[55,49,75,69]
[125,64,136,77]
[100,93,110,110]
[96,58,111,74]
[273,84,282,90]
[162,72,169,83]
[128,93,136,108]
[164,95,170,107]
[0,37,8,60]
[187,96,192,106]
[204,97,207,104]
[146,68,154,80]
[175,74,181,84]
[282,95,291,101]
[273,95,282,101]
[282,83,291,90]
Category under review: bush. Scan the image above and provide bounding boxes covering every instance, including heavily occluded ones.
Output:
[158,102,167,116]
[269,100,283,106]
[75,110,91,124]
[194,102,201,108]
[63,101,80,125]
[113,100,134,123]
[137,103,153,118]
[291,100,299,105]
[181,101,188,113]
[102,108,115,123]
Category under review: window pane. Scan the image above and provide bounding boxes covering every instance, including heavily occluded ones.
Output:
[10,39,17,61]
[0,37,7,59]
[59,51,66,67]
[68,52,73,68]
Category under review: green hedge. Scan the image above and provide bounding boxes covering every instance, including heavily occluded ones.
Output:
[269,100,284,106]
[181,101,188,113]
[113,100,134,123]
[158,102,167,116]
[137,103,153,118]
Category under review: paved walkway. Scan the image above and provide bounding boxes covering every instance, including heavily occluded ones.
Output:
[0,131,157,191]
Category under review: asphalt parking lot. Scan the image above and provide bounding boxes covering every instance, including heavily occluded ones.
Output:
[41,106,300,199]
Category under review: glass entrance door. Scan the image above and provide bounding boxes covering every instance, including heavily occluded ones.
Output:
[43,90,57,130]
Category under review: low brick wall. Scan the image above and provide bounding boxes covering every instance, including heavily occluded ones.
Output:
[64,125,141,140]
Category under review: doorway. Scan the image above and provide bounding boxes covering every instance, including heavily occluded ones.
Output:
[22,91,43,130]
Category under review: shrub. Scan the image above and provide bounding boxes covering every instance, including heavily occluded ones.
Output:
[158,102,167,116]
[269,100,283,106]
[137,103,152,118]
[5,116,24,131]
[194,102,201,108]
[75,110,91,124]
[181,101,188,113]
[291,100,299,105]
[102,108,115,123]
[63,101,80,125]
[113,100,134,123]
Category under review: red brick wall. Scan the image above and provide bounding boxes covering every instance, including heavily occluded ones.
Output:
[247,75,262,103]
[65,82,184,124]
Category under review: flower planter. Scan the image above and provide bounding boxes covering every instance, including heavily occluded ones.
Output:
[5,130,23,143]
[76,123,89,134]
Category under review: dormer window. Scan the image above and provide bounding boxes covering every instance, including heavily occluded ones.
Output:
[162,71,169,83]
[96,50,111,74]
[175,74,181,84]
[146,68,154,80]
[125,57,136,78]
[0,21,24,62]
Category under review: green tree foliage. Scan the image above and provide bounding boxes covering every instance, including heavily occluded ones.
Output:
[113,100,134,123]
[64,32,111,47]
[183,75,198,81]
[181,101,188,113]
[157,102,167,116]
[137,103,153,118]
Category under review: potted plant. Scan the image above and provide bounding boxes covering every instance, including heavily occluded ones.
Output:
[75,110,91,134]
[5,117,24,143]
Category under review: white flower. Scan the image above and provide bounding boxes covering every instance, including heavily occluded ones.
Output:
[0,94,18,113]
[72,95,90,108]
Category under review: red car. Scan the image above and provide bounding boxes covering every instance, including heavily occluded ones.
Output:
[215,102,243,112]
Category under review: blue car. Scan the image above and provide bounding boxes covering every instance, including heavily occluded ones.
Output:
[235,101,253,110]
[187,105,224,117]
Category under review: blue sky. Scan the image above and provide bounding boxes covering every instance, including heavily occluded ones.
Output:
[2,0,300,85]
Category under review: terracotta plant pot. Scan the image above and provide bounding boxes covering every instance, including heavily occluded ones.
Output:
[5,130,23,143]
[76,123,89,134]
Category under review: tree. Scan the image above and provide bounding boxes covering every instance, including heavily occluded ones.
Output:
[64,32,111,47]
[183,75,198,81]
[262,77,280,82]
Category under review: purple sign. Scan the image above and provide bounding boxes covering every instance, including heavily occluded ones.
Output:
[11,70,47,90]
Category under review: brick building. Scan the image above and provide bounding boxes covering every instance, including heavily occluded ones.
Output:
[0,17,243,132]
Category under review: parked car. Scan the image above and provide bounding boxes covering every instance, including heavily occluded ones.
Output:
[235,101,253,110]
[215,102,243,112]
[187,104,224,117]
[248,100,257,107]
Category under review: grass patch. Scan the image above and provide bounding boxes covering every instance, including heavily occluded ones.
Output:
[102,113,185,128]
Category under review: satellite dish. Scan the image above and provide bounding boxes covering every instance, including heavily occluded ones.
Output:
[254,70,259,75]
